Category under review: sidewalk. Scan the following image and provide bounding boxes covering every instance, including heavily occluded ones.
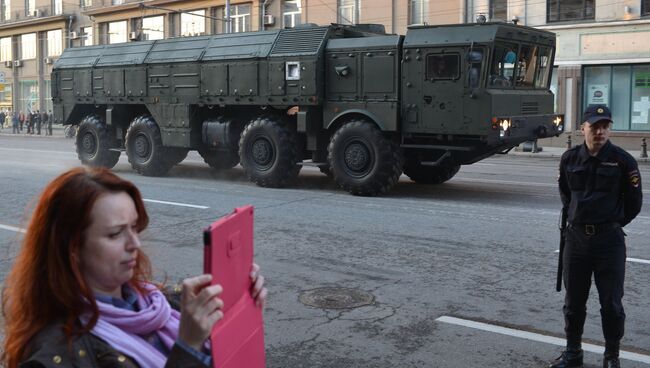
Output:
[0,123,67,138]
[510,143,650,163]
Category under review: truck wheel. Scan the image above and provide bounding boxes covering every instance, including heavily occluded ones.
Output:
[125,115,175,176]
[198,149,239,170]
[76,115,120,168]
[328,120,403,196]
[239,116,301,187]
[403,162,460,184]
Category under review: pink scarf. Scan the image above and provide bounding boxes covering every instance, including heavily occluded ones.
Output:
[80,283,181,368]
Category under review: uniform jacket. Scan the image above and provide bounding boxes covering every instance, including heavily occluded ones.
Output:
[559,140,642,226]
[20,322,209,368]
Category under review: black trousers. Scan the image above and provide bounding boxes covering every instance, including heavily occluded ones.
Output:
[563,225,626,353]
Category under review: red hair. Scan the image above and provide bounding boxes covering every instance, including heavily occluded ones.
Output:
[2,167,153,367]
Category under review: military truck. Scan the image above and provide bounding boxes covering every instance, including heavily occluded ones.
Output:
[51,22,563,196]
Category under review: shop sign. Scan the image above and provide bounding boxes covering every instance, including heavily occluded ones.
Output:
[587,84,609,105]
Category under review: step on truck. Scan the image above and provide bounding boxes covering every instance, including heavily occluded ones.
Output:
[52,22,563,196]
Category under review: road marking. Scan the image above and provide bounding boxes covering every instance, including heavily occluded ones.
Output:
[436,316,650,364]
[553,250,650,265]
[0,224,26,233]
[143,198,208,209]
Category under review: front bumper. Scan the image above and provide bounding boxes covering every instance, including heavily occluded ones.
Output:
[488,114,564,145]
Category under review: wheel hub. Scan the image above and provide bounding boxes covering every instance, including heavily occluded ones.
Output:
[252,138,273,167]
[81,132,97,155]
[344,142,371,173]
[134,133,151,159]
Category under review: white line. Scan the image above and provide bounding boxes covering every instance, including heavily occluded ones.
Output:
[0,224,26,233]
[143,199,208,209]
[553,250,650,265]
[436,316,650,364]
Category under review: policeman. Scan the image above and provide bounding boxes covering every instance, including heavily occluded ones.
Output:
[550,105,642,368]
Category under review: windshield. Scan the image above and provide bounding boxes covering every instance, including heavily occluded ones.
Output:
[489,44,553,89]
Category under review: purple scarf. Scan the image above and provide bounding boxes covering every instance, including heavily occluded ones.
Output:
[80,283,181,368]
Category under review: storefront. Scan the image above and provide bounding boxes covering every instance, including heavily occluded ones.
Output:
[583,64,650,132]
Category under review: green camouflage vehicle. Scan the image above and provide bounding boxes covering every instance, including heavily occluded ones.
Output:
[52,22,563,196]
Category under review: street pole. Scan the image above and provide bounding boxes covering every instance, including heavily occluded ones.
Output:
[225,0,231,33]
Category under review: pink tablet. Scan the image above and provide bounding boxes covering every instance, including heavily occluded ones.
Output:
[203,205,265,368]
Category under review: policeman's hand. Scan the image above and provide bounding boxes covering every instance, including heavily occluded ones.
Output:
[177,274,224,351]
[250,263,268,309]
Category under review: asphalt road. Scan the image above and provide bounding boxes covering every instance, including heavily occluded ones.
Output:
[1,134,649,367]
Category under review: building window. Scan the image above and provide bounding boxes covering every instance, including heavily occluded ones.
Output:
[112,0,124,4]
[547,0,594,22]
[490,0,507,21]
[181,10,205,36]
[47,30,62,56]
[20,33,36,59]
[108,21,127,44]
[82,26,93,46]
[142,16,164,40]
[583,64,650,132]
[25,0,35,16]
[53,0,62,15]
[2,0,11,21]
[0,37,11,61]
[231,4,251,33]
[644,0,650,15]
[283,0,302,28]
[19,80,38,113]
[80,0,91,8]
[408,0,428,25]
[338,0,359,25]
[0,84,12,111]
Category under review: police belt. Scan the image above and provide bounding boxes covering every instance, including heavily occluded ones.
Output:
[568,222,620,236]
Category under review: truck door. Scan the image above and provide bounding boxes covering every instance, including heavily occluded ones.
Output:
[420,49,464,134]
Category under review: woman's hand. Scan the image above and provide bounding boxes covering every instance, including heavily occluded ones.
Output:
[250,263,268,309]
[177,274,224,351]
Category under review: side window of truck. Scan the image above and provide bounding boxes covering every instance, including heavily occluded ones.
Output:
[426,54,460,81]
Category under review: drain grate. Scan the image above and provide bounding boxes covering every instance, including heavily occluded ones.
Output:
[299,287,375,309]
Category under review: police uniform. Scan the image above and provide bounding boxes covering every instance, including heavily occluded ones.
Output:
[553,105,642,368]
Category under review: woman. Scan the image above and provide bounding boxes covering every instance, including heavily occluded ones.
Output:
[2,167,267,367]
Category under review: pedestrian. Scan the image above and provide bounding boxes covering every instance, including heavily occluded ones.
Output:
[1,167,268,368]
[11,112,19,134]
[34,109,42,135]
[47,110,53,136]
[25,111,32,134]
[0,110,5,130]
[18,110,24,132]
[550,104,642,368]
[41,110,50,136]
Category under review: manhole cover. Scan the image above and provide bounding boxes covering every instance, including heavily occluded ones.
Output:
[299,287,375,309]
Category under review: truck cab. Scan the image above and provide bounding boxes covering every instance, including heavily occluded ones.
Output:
[400,23,562,168]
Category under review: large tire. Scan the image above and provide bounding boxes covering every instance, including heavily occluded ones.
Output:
[239,116,301,187]
[327,119,403,196]
[125,115,176,176]
[198,149,239,170]
[75,115,121,168]
[403,161,460,184]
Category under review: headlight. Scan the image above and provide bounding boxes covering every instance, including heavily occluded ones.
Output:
[499,119,511,138]
[553,116,564,132]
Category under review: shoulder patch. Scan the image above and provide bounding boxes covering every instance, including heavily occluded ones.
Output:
[628,169,641,188]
